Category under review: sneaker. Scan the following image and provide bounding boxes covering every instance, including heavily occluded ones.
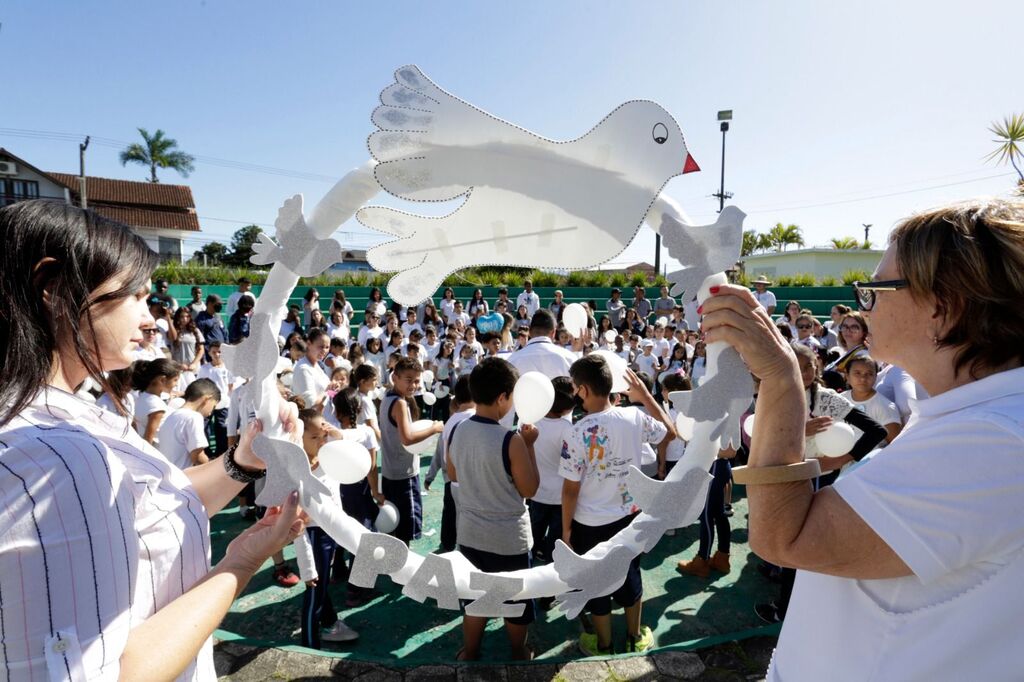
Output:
[626,625,655,653]
[578,632,613,657]
[755,601,784,624]
[322,620,359,642]
[273,563,300,588]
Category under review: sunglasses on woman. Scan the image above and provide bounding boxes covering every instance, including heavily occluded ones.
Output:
[852,280,908,312]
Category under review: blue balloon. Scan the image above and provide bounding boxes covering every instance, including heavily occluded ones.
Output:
[476,312,504,334]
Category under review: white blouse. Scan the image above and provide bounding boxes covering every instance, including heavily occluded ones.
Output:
[0,388,214,680]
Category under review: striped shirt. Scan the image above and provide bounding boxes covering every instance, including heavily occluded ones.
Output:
[0,387,214,681]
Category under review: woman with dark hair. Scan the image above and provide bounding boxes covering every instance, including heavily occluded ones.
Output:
[131,358,182,444]
[775,300,802,337]
[331,289,354,321]
[701,199,1024,680]
[172,305,206,374]
[303,287,320,327]
[439,286,457,322]
[422,301,444,334]
[624,307,646,336]
[365,286,386,316]
[308,308,328,331]
[0,200,305,680]
[467,288,488,319]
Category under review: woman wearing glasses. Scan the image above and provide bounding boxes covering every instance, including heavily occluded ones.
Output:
[775,300,802,337]
[700,199,1024,681]
[0,201,305,680]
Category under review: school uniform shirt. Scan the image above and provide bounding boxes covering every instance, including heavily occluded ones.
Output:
[770,366,1024,682]
[559,407,667,526]
[665,408,687,462]
[447,311,471,328]
[430,408,474,486]
[635,352,660,379]
[197,363,233,410]
[841,390,901,440]
[226,381,257,439]
[652,338,671,361]
[456,355,478,377]
[439,299,457,322]
[531,415,575,506]
[132,345,163,362]
[422,340,441,362]
[156,409,209,470]
[133,391,168,440]
[292,357,329,410]
[507,336,576,379]
[0,387,214,681]
[357,393,376,426]
[401,322,423,338]
[327,318,350,341]
[357,325,385,348]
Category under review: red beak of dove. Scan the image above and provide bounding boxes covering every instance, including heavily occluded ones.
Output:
[683,153,700,174]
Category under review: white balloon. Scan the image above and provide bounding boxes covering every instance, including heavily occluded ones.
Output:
[375,501,400,534]
[815,422,857,456]
[421,370,435,387]
[422,392,437,406]
[675,411,696,441]
[434,385,450,398]
[375,302,387,317]
[562,303,588,338]
[589,350,629,393]
[406,419,438,455]
[513,371,555,424]
[742,414,755,438]
[603,329,617,344]
[318,439,372,484]
[657,316,669,327]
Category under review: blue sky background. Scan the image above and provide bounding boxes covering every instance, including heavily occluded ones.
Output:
[3,1,1021,270]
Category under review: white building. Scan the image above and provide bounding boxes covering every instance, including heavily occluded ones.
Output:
[0,148,200,262]
[742,247,884,280]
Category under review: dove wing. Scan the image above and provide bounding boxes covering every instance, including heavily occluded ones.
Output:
[368,65,540,202]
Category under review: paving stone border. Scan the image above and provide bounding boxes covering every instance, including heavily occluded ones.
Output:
[215,636,776,681]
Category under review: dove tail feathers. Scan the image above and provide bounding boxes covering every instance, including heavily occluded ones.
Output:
[361,207,451,305]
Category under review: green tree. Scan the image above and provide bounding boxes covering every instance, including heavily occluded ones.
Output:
[742,229,760,256]
[119,128,196,183]
[766,223,804,252]
[830,236,859,249]
[192,241,229,265]
[223,225,263,266]
[986,113,1024,193]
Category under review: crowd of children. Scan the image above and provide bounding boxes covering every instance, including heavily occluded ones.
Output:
[79,279,914,658]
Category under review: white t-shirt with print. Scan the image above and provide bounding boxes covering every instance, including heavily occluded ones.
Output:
[156,409,209,470]
[531,415,575,506]
[559,406,667,525]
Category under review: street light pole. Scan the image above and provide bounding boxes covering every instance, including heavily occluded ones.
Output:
[712,110,733,212]
[862,223,872,246]
[79,136,90,209]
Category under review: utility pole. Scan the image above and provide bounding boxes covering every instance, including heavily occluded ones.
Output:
[79,136,90,209]
[654,232,661,278]
[712,110,734,212]
[863,223,872,245]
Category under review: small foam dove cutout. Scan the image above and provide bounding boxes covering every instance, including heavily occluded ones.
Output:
[668,346,753,449]
[552,541,637,619]
[627,466,712,553]
[656,205,745,302]
[252,434,333,508]
[221,312,280,385]
[250,195,344,277]
[360,65,701,305]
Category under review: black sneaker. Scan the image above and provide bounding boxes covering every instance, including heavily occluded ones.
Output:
[755,601,784,624]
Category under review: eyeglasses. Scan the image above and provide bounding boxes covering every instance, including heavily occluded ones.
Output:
[796,324,812,330]
[141,328,159,334]
[839,323,862,332]
[852,280,908,311]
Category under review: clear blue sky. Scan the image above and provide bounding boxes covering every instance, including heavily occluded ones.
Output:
[3,1,1020,270]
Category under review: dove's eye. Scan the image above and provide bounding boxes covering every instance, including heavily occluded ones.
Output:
[652,123,669,145]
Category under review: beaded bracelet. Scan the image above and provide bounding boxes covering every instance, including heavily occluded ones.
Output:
[732,459,821,485]
[222,444,267,484]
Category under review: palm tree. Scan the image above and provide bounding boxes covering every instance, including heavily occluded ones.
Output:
[986,113,1024,193]
[742,230,760,257]
[830,237,859,249]
[766,223,804,252]
[119,128,195,183]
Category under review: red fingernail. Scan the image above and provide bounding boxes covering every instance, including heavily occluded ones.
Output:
[709,286,720,294]
[697,305,703,315]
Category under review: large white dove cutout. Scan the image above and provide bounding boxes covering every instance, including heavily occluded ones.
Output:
[223,65,753,620]
[359,65,703,305]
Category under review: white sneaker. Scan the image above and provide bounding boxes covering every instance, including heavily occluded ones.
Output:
[322,620,359,642]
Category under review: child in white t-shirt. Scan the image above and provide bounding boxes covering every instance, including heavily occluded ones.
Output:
[842,355,902,444]
[635,340,660,378]
[350,363,381,442]
[424,375,475,553]
[197,341,235,456]
[529,377,575,567]
[157,378,220,470]
[456,343,478,377]
[131,359,181,445]
[560,355,673,655]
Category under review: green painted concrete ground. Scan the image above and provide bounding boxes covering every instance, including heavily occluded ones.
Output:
[212,458,780,666]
